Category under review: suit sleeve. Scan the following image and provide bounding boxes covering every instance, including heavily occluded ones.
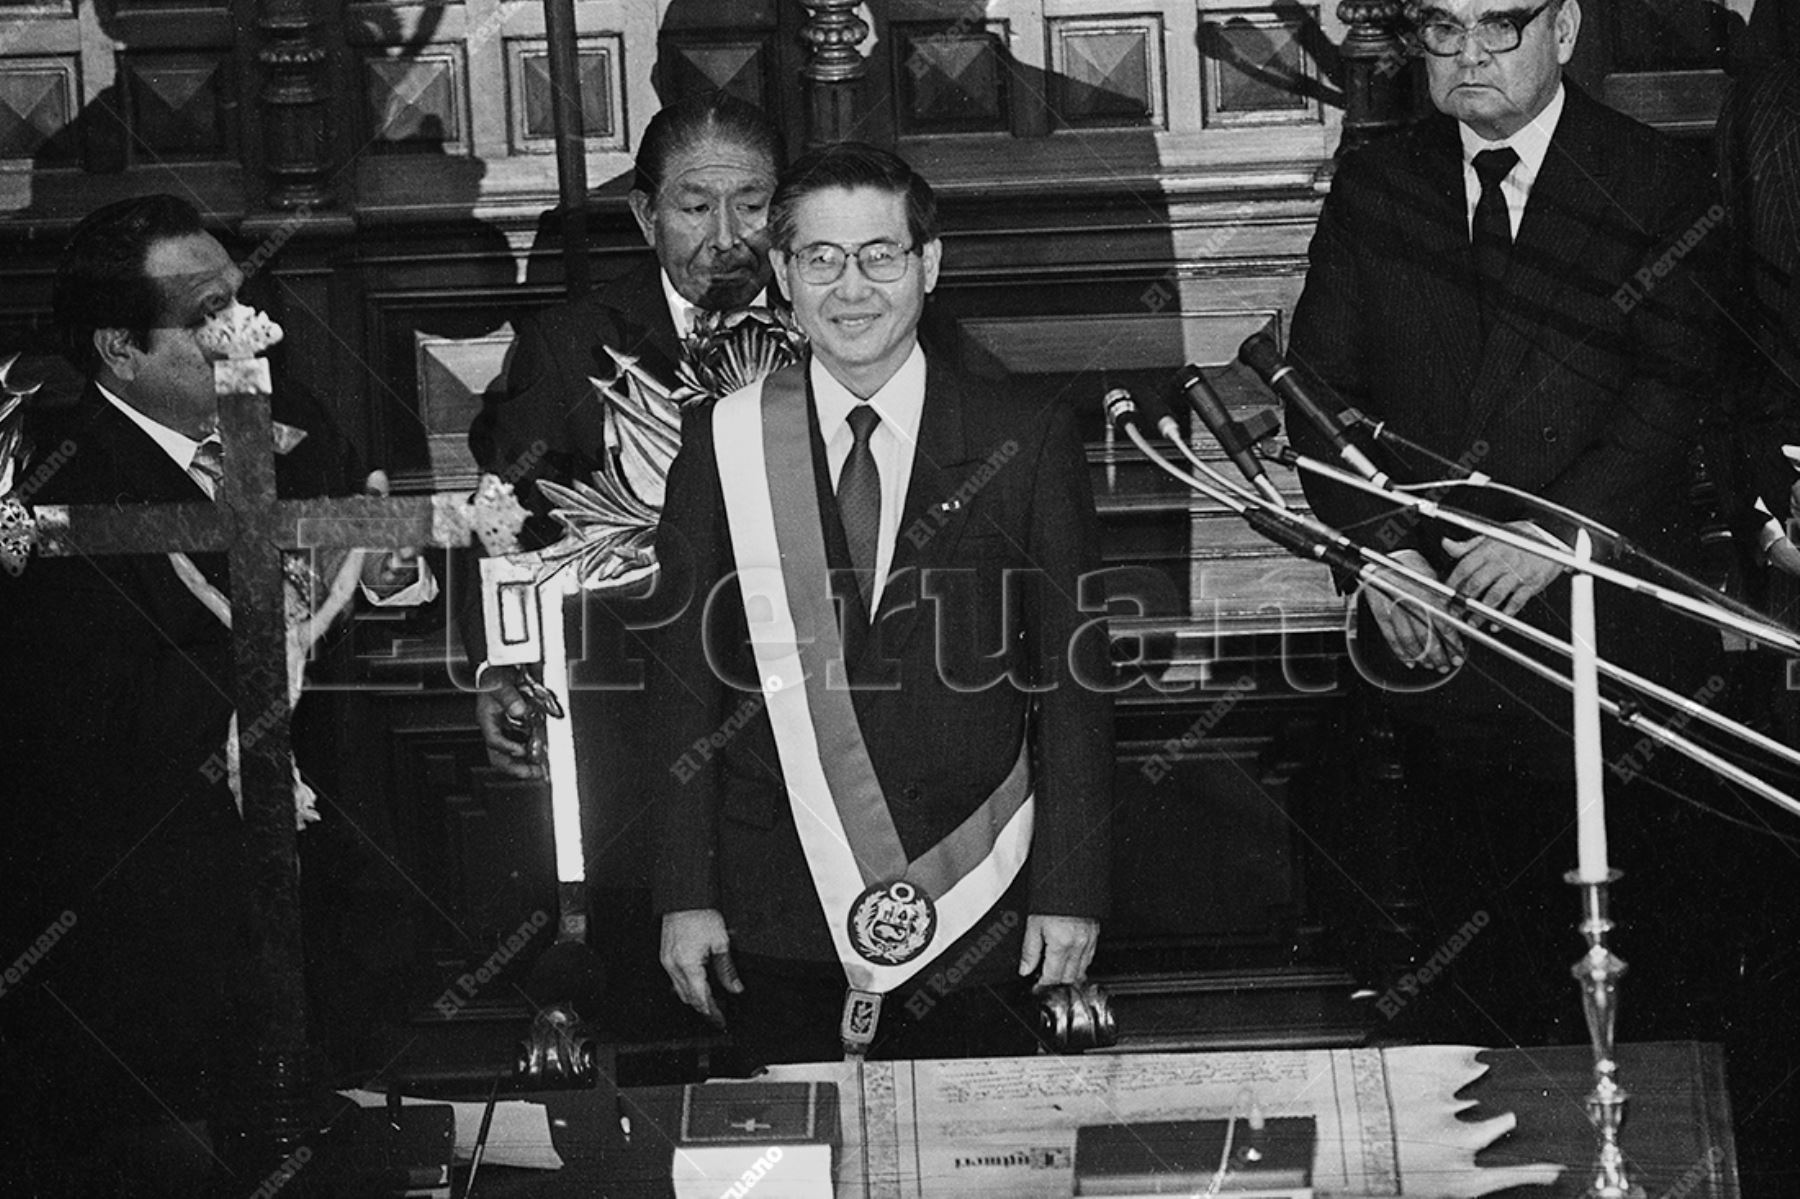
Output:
[1022,399,1114,921]
[469,310,590,537]
[0,554,238,843]
[1535,148,1720,542]
[1716,65,1800,536]
[648,407,730,916]
[1287,160,1421,553]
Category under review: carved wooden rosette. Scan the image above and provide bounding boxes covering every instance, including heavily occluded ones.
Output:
[797,0,870,147]
[256,0,334,210]
[1336,0,1412,156]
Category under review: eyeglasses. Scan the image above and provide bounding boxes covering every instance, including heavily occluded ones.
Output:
[1415,1,1554,56]
[787,240,917,285]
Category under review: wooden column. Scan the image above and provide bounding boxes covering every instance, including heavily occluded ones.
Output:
[797,0,870,148]
[254,0,335,209]
[544,0,592,297]
[1335,0,1412,157]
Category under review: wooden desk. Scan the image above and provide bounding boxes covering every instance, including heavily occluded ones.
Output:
[466,1041,1737,1198]
[1473,1042,1737,1199]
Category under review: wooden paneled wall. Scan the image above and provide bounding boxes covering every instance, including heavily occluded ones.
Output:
[1,2,1776,1042]
[0,3,1370,1038]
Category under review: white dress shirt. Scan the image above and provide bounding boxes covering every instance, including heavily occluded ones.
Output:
[812,345,927,613]
[1460,83,1565,239]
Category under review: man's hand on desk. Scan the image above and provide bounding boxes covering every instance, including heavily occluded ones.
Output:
[1364,549,1464,672]
[661,908,742,1028]
[1442,523,1563,619]
[1020,915,1099,989]
[477,666,547,780]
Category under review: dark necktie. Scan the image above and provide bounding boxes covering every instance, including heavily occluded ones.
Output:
[189,436,225,497]
[837,404,882,613]
[1472,146,1520,329]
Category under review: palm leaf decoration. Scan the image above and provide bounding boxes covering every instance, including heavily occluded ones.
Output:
[537,307,806,590]
[676,306,808,402]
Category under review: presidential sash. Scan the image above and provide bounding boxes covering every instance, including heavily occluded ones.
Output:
[711,365,1035,998]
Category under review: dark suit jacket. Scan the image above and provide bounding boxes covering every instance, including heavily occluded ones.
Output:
[648,356,1114,983]
[1287,83,1720,741]
[1716,59,1800,544]
[470,257,684,550]
[0,384,365,1127]
[1,384,363,843]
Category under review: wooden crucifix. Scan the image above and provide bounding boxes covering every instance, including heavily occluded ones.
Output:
[27,345,469,1171]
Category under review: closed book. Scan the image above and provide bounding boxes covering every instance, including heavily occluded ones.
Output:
[678,1081,838,1146]
[673,1081,838,1199]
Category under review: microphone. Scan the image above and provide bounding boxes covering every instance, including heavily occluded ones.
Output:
[1144,388,1189,446]
[1105,388,1371,580]
[1238,334,1385,484]
[1178,364,1286,508]
[1103,387,1142,440]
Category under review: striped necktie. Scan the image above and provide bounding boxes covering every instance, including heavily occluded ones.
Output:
[837,404,882,612]
[189,436,225,498]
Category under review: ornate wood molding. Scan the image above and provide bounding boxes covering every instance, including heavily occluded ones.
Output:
[1335,0,1413,157]
[796,0,870,148]
[254,0,336,210]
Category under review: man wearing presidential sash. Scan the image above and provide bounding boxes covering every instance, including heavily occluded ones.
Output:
[649,144,1113,1064]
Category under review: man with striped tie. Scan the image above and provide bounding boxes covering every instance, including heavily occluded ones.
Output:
[0,193,429,1194]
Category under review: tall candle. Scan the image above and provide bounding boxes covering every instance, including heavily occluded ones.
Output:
[1570,530,1609,882]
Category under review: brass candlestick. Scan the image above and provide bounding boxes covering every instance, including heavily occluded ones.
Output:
[1567,870,1645,1199]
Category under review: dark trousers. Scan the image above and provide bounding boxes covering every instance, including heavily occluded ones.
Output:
[721,954,1045,1068]
[1376,707,1793,1051]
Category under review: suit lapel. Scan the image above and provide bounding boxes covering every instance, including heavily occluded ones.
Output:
[1466,86,1616,433]
[863,360,982,666]
[79,387,214,505]
[75,387,234,606]
[1402,116,1486,415]
[602,260,687,386]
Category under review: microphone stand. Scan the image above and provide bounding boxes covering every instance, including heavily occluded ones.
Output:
[1141,421,1800,812]
[1109,400,1797,797]
[1345,413,1774,628]
[1126,397,1800,1197]
[1277,447,1800,658]
[1262,442,1797,1199]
